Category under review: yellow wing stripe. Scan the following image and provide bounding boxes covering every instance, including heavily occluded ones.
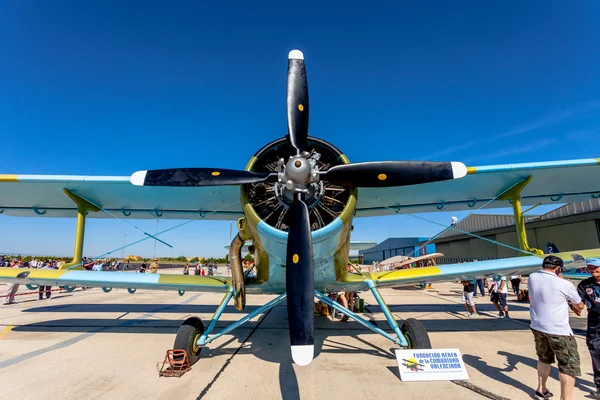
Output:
[0,174,18,182]
[0,268,68,279]
[374,266,441,282]
[158,275,230,286]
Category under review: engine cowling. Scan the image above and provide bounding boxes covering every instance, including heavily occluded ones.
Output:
[243,136,353,232]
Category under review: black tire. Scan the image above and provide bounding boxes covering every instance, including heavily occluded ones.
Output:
[174,317,205,365]
[401,318,432,349]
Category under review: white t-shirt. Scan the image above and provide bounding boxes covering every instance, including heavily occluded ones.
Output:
[493,276,508,294]
[528,270,581,336]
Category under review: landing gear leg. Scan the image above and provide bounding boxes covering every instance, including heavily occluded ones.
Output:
[316,281,432,349]
[366,280,431,349]
[173,288,288,366]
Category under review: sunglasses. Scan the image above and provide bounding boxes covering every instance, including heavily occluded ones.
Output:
[588,265,600,270]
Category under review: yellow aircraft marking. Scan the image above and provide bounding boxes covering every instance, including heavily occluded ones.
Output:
[466,167,477,174]
[211,171,221,176]
[158,274,230,287]
[298,104,304,111]
[378,174,387,181]
[0,268,68,280]
[0,325,13,340]
[0,174,18,182]
[293,254,299,263]
[375,266,441,282]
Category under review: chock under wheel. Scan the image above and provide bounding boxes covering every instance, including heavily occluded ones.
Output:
[157,349,192,377]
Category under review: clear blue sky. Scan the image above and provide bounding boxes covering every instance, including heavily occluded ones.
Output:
[1,2,600,258]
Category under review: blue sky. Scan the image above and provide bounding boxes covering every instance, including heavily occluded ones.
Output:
[1,2,600,258]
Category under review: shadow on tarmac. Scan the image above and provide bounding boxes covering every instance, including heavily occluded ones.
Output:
[11,315,538,334]
[23,302,532,314]
[462,351,595,398]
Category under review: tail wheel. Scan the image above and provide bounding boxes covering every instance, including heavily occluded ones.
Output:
[401,318,432,349]
[174,317,205,365]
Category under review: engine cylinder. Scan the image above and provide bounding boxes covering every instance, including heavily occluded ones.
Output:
[243,136,352,232]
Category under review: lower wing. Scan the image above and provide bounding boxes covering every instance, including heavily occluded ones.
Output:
[0,268,230,293]
[343,249,599,290]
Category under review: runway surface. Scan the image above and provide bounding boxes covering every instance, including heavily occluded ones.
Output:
[0,278,595,399]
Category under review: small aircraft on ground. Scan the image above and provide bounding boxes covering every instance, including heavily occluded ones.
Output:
[1,50,600,367]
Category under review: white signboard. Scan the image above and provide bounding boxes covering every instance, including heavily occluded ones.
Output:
[395,348,469,381]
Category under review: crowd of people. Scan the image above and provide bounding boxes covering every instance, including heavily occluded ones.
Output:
[459,273,522,319]
[1,257,67,305]
[458,256,600,400]
[5,252,600,398]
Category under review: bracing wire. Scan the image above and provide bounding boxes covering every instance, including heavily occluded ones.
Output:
[65,197,241,270]
[386,179,536,263]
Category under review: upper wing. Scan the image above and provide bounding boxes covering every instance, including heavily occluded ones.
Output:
[343,249,600,290]
[0,175,242,219]
[0,268,231,293]
[356,158,600,217]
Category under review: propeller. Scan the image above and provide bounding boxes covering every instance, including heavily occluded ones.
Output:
[130,168,276,187]
[321,161,467,187]
[285,193,314,366]
[287,50,309,153]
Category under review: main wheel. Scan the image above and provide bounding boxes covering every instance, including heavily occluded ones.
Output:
[401,318,432,349]
[174,317,205,365]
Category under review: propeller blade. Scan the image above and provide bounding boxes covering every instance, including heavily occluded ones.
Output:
[285,193,314,366]
[130,168,275,187]
[322,161,467,187]
[287,50,309,153]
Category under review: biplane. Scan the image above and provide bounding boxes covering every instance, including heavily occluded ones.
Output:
[1,49,600,367]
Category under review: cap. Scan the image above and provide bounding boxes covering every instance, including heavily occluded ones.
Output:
[587,258,600,267]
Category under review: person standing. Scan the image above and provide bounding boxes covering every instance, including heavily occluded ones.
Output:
[577,258,600,399]
[510,275,523,295]
[38,262,52,300]
[2,260,20,305]
[474,278,486,297]
[492,274,510,318]
[149,258,159,274]
[529,255,584,400]
[461,280,479,318]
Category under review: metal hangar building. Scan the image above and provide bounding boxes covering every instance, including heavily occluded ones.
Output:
[431,199,600,264]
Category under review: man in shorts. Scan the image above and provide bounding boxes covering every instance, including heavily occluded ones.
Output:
[492,274,510,318]
[529,255,584,400]
[461,280,479,318]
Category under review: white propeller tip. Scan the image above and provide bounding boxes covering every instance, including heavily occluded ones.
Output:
[451,162,467,179]
[288,50,304,60]
[291,345,314,366]
[130,170,147,186]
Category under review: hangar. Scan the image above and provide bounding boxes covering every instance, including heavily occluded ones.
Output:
[431,199,600,264]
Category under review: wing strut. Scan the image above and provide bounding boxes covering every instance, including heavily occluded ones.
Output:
[59,189,100,270]
[497,176,544,256]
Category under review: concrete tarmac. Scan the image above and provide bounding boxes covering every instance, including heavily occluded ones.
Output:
[0,279,596,400]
